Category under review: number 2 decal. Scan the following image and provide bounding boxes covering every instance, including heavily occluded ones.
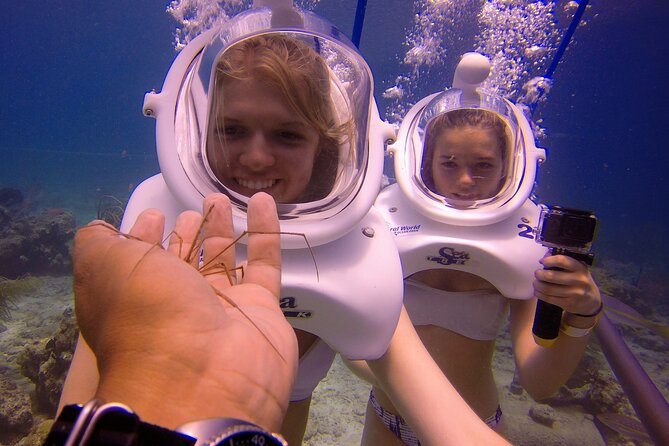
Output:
[517,223,534,239]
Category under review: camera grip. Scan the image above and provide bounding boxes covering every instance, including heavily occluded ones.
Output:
[531,248,595,347]
[532,297,563,348]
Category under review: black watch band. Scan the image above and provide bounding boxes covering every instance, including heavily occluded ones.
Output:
[44,400,196,446]
[44,400,287,446]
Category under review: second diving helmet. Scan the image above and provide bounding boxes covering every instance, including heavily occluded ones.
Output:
[388,52,546,226]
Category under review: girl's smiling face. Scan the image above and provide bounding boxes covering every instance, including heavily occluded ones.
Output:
[207,78,320,203]
[430,126,505,201]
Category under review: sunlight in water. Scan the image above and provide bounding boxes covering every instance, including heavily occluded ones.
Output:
[167,0,321,50]
[383,0,561,130]
[476,0,559,97]
[167,0,563,136]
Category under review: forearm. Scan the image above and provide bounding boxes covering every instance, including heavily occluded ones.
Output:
[514,310,597,400]
[517,336,590,399]
[518,255,602,399]
[368,307,511,446]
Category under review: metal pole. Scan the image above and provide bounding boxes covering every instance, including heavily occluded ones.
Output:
[595,314,669,445]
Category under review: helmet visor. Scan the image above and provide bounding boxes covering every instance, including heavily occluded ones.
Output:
[174,8,373,219]
[409,89,525,209]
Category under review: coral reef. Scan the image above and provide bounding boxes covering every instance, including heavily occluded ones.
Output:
[0,377,34,442]
[0,276,74,446]
[0,305,76,445]
[0,198,76,278]
[18,306,77,414]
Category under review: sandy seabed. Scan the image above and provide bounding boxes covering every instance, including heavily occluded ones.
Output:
[2,275,667,445]
[304,350,606,446]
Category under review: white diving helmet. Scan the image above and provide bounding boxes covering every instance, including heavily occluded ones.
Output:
[130,1,403,360]
[388,52,546,226]
[142,1,393,248]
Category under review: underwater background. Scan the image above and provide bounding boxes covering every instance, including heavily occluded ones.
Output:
[1,1,667,445]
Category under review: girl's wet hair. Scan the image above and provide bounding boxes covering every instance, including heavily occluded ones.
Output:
[420,108,510,194]
[209,34,353,202]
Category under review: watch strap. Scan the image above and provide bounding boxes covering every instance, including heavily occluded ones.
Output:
[45,401,195,446]
[45,402,286,446]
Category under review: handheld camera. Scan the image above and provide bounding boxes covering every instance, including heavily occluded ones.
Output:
[532,205,598,347]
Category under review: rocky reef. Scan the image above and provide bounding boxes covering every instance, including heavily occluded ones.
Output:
[17,307,77,414]
[0,186,77,445]
[0,187,76,279]
[0,276,75,446]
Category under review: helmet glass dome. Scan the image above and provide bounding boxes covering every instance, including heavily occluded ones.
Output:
[409,88,525,210]
[173,8,372,220]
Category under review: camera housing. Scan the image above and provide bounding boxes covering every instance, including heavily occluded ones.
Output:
[536,206,598,258]
[531,205,599,347]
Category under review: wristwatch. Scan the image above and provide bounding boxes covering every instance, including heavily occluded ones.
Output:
[178,418,288,446]
[44,400,287,446]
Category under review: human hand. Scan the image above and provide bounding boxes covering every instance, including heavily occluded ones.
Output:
[72,192,298,431]
[533,254,601,316]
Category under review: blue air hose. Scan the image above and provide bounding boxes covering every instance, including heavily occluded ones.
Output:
[351,0,368,48]
[544,0,589,79]
[528,0,589,116]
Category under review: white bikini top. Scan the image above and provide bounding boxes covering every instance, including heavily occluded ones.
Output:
[403,278,508,340]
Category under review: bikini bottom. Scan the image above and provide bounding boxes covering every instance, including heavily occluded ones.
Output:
[369,388,503,446]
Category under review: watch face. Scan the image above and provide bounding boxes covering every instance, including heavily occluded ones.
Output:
[215,430,285,446]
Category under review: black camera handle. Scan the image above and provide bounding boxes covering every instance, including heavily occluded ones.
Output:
[532,247,595,347]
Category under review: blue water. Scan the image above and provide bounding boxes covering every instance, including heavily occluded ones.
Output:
[1,1,668,443]
[3,1,668,269]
